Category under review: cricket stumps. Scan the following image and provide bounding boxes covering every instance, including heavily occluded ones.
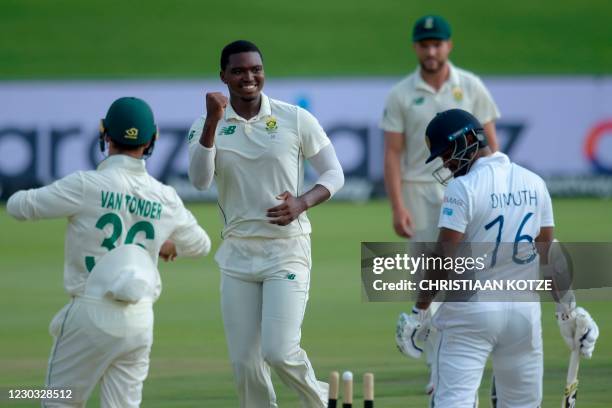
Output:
[328,371,374,408]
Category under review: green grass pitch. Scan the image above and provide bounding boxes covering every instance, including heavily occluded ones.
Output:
[1,199,610,407]
[1,0,611,78]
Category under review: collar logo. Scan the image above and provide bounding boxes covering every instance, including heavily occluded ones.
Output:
[124,128,139,139]
[452,86,463,102]
[219,125,236,135]
[265,116,278,132]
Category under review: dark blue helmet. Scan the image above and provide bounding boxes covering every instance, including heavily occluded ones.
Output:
[425,109,488,184]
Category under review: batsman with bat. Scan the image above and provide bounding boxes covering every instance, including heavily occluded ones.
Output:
[382,14,500,396]
[395,109,599,407]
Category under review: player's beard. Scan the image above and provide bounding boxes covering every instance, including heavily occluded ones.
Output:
[420,58,446,74]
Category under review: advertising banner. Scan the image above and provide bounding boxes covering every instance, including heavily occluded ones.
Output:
[1,77,611,200]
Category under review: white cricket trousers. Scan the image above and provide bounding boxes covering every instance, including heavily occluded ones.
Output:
[42,297,153,407]
[216,235,327,408]
[401,181,445,242]
[431,302,543,408]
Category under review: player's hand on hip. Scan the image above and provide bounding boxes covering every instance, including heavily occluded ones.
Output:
[556,306,599,358]
[205,92,228,122]
[159,240,178,262]
[392,207,414,238]
[396,307,430,359]
[267,191,307,226]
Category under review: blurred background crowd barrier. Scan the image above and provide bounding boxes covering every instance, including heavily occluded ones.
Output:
[2,76,611,201]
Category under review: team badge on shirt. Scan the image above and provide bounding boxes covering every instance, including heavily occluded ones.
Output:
[413,96,425,106]
[265,116,278,132]
[452,87,463,102]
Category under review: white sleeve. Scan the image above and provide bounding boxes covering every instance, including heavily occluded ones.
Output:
[379,88,404,133]
[471,77,501,125]
[187,116,216,190]
[168,191,212,258]
[297,107,331,158]
[7,172,84,220]
[540,182,555,227]
[437,180,471,233]
[307,143,344,197]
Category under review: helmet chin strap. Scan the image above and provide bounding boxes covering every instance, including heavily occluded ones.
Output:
[432,132,480,185]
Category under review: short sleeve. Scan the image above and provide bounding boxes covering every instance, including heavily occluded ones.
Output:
[297,107,330,159]
[379,88,405,133]
[471,77,501,125]
[438,179,471,233]
[540,182,555,227]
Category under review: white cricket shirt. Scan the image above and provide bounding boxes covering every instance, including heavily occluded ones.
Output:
[380,62,500,182]
[188,93,331,239]
[7,155,211,297]
[434,152,554,320]
[438,152,554,240]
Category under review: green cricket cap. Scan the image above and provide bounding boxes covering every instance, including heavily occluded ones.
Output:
[103,97,156,146]
[413,15,451,42]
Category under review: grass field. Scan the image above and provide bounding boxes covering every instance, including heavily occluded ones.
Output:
[1,199,610,407]
[1,0,611,78]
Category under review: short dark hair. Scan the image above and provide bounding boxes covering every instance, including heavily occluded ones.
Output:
[220,40,263,70]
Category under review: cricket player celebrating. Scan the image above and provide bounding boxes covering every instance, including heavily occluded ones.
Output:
[7,97,211,407]
[382,15,500,393]
[396,108,599,407]
[187,40,344,407]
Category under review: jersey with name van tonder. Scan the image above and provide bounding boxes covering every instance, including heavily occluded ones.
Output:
[7,155,209,297]
[187,94,330,239]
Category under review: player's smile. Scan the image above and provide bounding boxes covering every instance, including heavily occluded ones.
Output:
[221,51,265,102]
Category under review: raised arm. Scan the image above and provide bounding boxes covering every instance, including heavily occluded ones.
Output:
[187,93,228,190]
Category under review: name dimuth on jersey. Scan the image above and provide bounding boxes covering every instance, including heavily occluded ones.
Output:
[490,189,537,209]
[100,190,163,220]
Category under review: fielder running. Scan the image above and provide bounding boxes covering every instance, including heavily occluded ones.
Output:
[396,109,599,407]
[187,40,344,407]
[382,15,501,394]
[7,97,211,407]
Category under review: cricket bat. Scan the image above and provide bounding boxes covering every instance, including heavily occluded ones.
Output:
[562,349,580,408]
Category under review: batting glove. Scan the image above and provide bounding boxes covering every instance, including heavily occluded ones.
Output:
[556,305,599,359]
[574,307,599,358]
[396,307,430,359]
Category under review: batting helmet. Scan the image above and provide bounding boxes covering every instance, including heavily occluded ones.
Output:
[425,109,488,184]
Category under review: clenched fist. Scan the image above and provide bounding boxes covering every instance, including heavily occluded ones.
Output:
[206,92,228,122]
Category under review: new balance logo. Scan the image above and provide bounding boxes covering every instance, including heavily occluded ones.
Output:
[219,125,236,135]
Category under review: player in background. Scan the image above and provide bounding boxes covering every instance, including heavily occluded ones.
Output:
[397,108,599,407]
[382,14,501,393]
[7,97,211,407]
[187,40,344,407]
